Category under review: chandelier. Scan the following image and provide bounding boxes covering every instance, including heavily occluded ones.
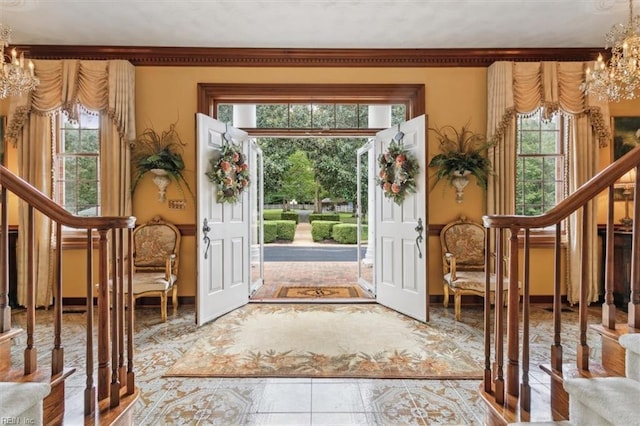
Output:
[0,23,38,99]
[583,0,640,102]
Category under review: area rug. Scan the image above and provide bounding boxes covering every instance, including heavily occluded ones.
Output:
[165,304,482,379]
[276,285,360,299]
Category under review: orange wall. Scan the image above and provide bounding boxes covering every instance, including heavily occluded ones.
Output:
[4,65,639,300]
[131,66,488,300]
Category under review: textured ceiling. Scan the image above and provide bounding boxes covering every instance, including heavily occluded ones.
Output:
[0,0,633,49]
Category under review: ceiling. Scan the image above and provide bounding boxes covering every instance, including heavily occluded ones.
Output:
[0,0,634,50]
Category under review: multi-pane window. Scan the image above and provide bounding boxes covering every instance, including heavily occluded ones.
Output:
[217,103,406,130]
[515,109,567,216]
[54,110,101,216]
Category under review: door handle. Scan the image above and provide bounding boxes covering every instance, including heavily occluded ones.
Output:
[202,218,211,259]
[415,218,424,259]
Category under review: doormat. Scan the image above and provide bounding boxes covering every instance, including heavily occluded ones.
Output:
[165,303,483,379]
[276,285,360,299]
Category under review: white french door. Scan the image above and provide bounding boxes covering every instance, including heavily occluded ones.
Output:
[357,139,375,296]
[374,115,428,322]
[249,139,264,296]
[196,113,251,326]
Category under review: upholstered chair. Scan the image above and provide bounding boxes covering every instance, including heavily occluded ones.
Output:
[439,215,518,321]
[130,215,181,322]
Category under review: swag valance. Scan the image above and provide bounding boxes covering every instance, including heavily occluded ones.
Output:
[6,59,135,145]
[488,61,610,147]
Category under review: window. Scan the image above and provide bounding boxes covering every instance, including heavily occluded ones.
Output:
[217,103,407,131]
[515,109,567,216]
[54,110,101,216]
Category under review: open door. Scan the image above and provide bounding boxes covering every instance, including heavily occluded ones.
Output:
[357,139,375,296]
[196,113,251,326]
[375,115,428,322]
[249,139,264,296]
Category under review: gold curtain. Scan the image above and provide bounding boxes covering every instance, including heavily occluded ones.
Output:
[486,61,610,304]
[7,59,135,307]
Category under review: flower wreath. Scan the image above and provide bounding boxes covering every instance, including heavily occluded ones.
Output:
[377,139,420,205]
[206,143,250,204]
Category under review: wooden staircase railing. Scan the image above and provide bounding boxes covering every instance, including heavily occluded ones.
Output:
[0,165,137,424]
[480,144,640,424]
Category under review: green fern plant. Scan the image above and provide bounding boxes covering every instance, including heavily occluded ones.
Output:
[131,122,194,199]
[428,124,493,190]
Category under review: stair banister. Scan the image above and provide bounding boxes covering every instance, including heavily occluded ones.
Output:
[0,164,137,422]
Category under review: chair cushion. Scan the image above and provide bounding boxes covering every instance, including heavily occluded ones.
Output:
[122,273,177,294]
[444,271,520,292]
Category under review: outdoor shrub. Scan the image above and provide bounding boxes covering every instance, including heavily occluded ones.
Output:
[309,213,340,223]
[311,220,341,241]
[263,210,282,221]
[263,221,278,243]
[275,220,296,241]
[332,224,368,244]
[339,215,358,224]
[281,211,299,224]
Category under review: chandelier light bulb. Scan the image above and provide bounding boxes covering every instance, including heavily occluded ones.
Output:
[0,23,39,99]
[583,0,640,102]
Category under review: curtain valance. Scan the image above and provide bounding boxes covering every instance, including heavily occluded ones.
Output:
[488,61,610,147]
[6,59,135,145]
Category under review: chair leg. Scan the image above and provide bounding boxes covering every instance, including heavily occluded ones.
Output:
[443,284,449,308]
[160,292,167,322]
[454,294,462,321]
[172,285,178,309]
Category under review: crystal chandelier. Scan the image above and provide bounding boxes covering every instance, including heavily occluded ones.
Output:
[0,23,38,99]
[583,0,640,102]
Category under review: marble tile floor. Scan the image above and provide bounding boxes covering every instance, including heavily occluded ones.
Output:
[8,302,612,425]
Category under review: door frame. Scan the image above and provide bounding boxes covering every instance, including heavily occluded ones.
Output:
[197,83,425,137]
[196,83,428,311]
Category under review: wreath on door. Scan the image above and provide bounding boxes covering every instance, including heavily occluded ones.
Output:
[377,139,419,205]
[206,143,250,204]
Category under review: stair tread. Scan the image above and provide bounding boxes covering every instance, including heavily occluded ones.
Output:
[64,386,140,426]
[0,327,24,343]
[590,323,640,340]
[0,366,75,385]
[540,362,621,381]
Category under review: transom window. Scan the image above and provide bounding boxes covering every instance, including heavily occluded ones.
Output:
[217,103,406,130]
[515,109,567,216]
[54,109,101,216]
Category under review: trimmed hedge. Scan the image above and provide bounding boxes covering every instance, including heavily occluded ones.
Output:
[309,213,340,222]
[281,211,299,224]
[263,221,278,243]
[263,210,282,221]
[311,220,341,241]
[274,220,296,241]
[332,224,368,244]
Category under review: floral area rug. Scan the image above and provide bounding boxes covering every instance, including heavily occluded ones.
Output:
[165,304,482,379]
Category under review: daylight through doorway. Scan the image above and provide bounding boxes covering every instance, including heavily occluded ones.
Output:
[249,136,374,303]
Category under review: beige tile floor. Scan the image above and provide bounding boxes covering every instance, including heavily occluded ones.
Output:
[9,302,611,425]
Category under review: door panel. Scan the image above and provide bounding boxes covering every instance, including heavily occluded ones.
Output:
[375,115,428,322]
[196,113,251,326]
[356,139,375,295]
[249,140,264,296]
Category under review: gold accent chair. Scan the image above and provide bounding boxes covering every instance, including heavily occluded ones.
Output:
[440,216,518,321]
[130,215,181,322]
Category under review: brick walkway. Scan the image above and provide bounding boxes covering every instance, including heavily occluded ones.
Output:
[251,223,374,301]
